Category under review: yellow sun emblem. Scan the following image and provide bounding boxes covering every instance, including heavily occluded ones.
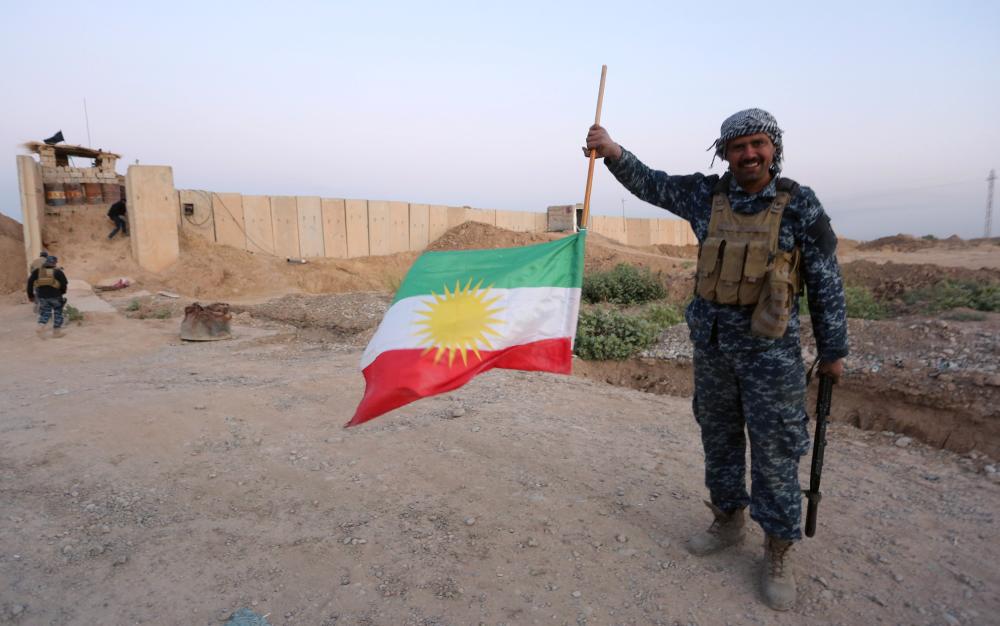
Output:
[413,278,504,367]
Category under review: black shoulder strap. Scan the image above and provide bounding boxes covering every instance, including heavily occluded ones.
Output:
[776,176,799,194]
[713,172,732,194]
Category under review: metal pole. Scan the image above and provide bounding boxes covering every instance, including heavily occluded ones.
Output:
[986,169,996,238]
[84,98,93,148]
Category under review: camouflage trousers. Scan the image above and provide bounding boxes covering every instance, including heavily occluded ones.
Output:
[692,342,810,540]
[37,297,65,329]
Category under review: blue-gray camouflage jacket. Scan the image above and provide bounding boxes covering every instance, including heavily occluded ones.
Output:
[606,148,849,362]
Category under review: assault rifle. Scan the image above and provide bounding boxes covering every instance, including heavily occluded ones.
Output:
[803,373,834,537]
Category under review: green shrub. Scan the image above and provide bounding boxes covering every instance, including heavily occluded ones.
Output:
[64,305,84,323]
[921,234,937,241]
[126,299,141,312]
[153,308,172,319]
[582,264,666,305]
[903,280,1000,313]
[641,302,683,328]
[845,286,888,319]
[575,307,660,360]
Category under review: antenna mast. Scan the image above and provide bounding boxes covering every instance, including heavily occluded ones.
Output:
[987,169,996,238]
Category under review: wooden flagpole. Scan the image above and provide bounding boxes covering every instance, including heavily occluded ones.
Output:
[581,65,607,230]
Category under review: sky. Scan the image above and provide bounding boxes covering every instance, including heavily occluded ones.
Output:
[2,1,998,240]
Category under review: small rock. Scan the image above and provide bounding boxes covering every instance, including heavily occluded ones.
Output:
[10,604,25,617]
[112,554,128,566]
[894,437,912,448]
[943,612,961,626]
[527,537,539,547]
[194,405,207,410]
[450,407,466,418]
[464,517,476,526]
[820,590,834,601]
[616,534,628,543]
[470,425,481,433]
[571,591,582,598]
[61,545,74,556]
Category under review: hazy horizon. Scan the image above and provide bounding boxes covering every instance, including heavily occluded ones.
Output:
[2,1,998,241]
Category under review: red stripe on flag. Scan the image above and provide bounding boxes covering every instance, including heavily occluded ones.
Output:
[348,337,572,427]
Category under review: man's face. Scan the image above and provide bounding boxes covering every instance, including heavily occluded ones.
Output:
[725,132,775,189]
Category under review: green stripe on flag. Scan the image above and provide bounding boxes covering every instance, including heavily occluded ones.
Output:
[393,232,586,303]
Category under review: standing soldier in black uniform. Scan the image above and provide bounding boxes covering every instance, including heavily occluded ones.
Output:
[585,108,848,611]
[27,255,69,338]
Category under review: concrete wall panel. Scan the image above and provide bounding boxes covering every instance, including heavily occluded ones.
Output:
[243,195,275,255]
[428,205,449,243]
[126,165,179,272]
[16,156,44,271]
[447,206,467,228]
[296,196,325,258]
[368,200,390,256]
[409,203,429,251]
[467,208,496,226]
[178,189,214,242]
[534,213,547,232]
[212,192,245,250]
[345,199,369,258]
[321,198,348,258]
[388,201,409,253]
[626,218,651,247]
[270,196,300,259]
[494,209,516,231]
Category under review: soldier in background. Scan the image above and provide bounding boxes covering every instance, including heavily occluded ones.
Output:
[27,255,69,338]
[107,198,128,239]
[585,108,848,611]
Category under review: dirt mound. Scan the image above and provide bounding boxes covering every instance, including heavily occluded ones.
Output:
[842,259,1000,301]
[644,243,698,259]
[0,213,26,294]
[39,209,417,299]
[858,233,971,252]
[425,221,555,251]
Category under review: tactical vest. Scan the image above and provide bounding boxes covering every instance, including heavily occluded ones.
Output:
[35,267,59,289]
[695,174,802,338]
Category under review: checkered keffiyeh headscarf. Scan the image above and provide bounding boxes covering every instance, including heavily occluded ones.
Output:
[708,108,784,173]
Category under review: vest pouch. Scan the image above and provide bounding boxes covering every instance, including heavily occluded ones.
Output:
[737,240,770,305]
[751,252,795,338]
[696,237,723,301]
[36,269,58,289]
[715,240,746,305]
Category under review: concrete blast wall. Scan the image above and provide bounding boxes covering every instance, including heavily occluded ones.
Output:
[16,156,44,272]
[171,189,697,261]
[126,166,179,272]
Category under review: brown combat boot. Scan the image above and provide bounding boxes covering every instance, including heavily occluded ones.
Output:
[52,328,66,338]
[685,500,746,556]
[762,535,797,611]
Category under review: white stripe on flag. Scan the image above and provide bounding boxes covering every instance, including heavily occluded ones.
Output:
[361,286,581,369]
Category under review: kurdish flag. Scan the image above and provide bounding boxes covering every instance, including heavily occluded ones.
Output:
[349,232,586,426]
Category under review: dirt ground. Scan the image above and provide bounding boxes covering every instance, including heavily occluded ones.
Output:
[2,300,998,626]
[2,215,999,624]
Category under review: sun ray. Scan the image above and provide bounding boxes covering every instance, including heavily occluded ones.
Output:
[411,278,506,368]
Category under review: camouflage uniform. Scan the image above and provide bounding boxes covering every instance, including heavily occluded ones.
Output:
[606,152,849,540]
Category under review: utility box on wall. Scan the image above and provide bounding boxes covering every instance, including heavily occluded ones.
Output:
[547,204,581,232]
